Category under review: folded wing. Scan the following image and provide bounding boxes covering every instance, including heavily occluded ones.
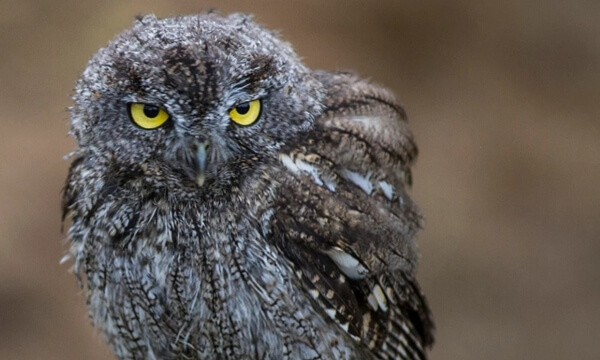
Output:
[270,71,434,359]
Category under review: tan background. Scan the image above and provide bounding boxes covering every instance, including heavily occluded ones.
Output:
[1,1,599,359]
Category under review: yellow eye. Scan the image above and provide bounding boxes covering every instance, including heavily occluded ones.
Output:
[229,99,261,126]
[129,103,170,129]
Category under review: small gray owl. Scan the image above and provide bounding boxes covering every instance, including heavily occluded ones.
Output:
[63,13,434,360]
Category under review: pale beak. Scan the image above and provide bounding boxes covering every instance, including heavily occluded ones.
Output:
[195,140,208,186]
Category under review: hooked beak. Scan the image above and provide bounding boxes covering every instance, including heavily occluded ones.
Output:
[195,140,208,186]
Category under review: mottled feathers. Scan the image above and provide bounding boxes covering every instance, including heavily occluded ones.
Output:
[63,12,433,360]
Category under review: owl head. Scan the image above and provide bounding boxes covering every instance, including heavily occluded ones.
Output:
[70,13,325,192]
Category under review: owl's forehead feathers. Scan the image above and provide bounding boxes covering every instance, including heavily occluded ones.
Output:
[71,12,325,147]
[80,13,304,99]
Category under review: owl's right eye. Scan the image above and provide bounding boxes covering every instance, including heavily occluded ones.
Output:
[128,103,170,129]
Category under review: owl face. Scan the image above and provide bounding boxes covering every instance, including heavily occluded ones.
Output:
[71,13,324,190]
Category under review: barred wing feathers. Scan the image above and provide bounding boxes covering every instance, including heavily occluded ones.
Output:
[271,71,434,359]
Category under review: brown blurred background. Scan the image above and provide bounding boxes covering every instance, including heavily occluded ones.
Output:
[1,1,599,359]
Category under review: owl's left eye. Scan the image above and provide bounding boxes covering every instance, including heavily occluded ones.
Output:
[229,99,261,126]
[128,103,170,129]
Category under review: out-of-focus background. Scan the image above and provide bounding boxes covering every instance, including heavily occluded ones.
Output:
[1,1,599,359]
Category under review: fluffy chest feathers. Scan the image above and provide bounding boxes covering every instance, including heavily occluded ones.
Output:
[64,161,368,359]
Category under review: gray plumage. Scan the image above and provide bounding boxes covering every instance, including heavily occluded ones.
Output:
[63,13,434,360]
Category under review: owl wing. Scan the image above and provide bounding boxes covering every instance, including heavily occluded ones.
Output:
[270,71,434,359]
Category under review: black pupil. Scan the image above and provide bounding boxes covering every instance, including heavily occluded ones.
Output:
[143,105,160,118]
[236,102,250,115]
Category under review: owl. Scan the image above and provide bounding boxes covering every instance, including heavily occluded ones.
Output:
[62,13,434,360]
